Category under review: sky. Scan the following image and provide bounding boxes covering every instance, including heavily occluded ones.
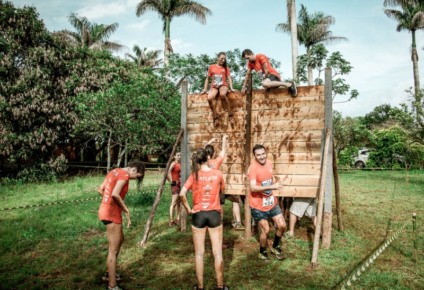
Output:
[10,0,424,117]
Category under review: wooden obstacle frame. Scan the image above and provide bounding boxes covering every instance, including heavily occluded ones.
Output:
[180,68,333,263]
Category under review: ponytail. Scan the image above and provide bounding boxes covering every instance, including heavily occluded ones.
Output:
[191,148,208,181]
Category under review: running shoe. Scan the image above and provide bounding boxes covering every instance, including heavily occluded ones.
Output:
[290,82,297,97]
[258,251,269,260]
[271,246,285,260]
[107,285,123,290]
[102,272,122,282]
[233,222,245,231]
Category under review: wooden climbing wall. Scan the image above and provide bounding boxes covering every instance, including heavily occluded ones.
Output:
[186,85,325,198]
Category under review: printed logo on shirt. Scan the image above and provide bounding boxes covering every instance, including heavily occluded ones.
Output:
[261,179,272,196]
[213,75,223,86]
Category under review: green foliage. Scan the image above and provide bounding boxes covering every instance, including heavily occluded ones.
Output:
[337,146,358,167]
[166,49,282,93]
[297,44,358,102]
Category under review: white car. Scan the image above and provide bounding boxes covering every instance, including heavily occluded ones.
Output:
[353,148,370,169]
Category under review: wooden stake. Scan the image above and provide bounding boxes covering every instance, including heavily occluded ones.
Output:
[333,139,343,231]
[139,129,184,248]
[311,128,331,266]
[180,81,189,232]
[244,73,253,238]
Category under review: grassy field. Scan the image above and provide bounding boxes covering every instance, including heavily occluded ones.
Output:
[0,170,423,289]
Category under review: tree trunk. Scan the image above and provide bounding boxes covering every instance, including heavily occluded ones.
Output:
[106,131,112,172]
[124,138,128,167]
[411,31,421,124]
[288,0,298,80]
[164,17,172,66]
[307,47,313,85]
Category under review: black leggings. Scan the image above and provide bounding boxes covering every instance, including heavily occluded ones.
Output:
[192,211,222,228]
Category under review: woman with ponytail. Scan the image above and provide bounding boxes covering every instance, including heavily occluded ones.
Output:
[180,148,228,290]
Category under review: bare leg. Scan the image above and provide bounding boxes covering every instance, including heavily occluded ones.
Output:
[106,223,124,288]
[208,225,224,288]
[192,226,207,289]
[258,219,270,248]
[169,194,179,224]
[262,78,292,89]
[289,212,299,236]
[207,88,219,122]
[218,86,233,118]
[272,213,287,237]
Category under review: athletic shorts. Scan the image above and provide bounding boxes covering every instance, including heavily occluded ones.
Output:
[290,198,316,218]
[192,210,222,228]
[266,74,281,82]
[171,184,181,195]
[101,220,112,225]
[250,205,282,223]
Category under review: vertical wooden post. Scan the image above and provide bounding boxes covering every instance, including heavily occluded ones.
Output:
[244,73,253,238]
[333,140,343,231]
[412,212,417,263]
[180,81,189,232]
[139,129,184,247]
[311,128,331,267]
[322,67,333,249]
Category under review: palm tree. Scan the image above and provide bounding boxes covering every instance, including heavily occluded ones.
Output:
[276,4,347,85]
[57,13,123,52]
[136,0,212,65]
[126,45,163,68]
[287,0,298,80]
[384,0,424,124]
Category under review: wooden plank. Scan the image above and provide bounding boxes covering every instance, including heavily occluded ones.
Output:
[218,162,321,175]
[188,92,245,111]
[252,86,324,101]
[251,106,325,121]
[225,185,318,197]
[250,130,322,142]
[252,141,321,155]
[223,173,320,187]
[250,119,325,132]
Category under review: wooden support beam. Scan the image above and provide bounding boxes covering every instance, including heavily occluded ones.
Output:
[244,73,253,238]
[180,81,189,232]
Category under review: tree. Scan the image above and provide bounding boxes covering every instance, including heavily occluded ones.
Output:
[136,0,212,65]
[297,43,358,102]
[384,0,424,124]
[276,4,347,84]
[126,45,162,68]
[57,12,123,52]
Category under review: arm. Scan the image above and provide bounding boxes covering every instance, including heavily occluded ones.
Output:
[261,62,270,78]
[241,68,252,95]
[97,179,106,196]
[200,70,210,94]
[179,186,192,214]
[204,137,216,147]
[167,162,175,183]
[111,180,131,228]
[228,74,235,91]
[218,134,228,159]
[249,179,282,193]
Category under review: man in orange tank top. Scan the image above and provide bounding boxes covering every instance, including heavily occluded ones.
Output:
[248,144,287,260]
[241,49,297,97]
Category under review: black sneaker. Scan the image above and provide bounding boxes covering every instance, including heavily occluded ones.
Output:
[290,82,297,97]
[271,246,285,260]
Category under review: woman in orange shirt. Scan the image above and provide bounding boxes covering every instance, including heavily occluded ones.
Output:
[98,161,145,290]
[200,52,235,127]
[180,148,228,290]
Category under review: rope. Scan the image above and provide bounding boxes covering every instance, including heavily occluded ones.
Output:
[339,218,411,289]
[1,188,158,212]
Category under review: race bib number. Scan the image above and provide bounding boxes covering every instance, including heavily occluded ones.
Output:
[261,179,272,196]
[262,195,274,207]
[213,75,223,87]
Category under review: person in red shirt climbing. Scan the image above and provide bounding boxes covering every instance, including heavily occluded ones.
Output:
[180,148,228,290]
[241,49,297,97]
[248,144,287,260]
[200,52,236,127]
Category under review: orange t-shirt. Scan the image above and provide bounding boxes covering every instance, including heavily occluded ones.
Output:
[171,162,181,186]
[208,64,230,88]
[183,169,224,213]
[247,54,281,79]
[248,159,277,211]
[208,156,223,170]
[98,168,130,224]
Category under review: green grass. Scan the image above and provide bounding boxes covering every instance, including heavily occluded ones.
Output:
[0,170,423,289]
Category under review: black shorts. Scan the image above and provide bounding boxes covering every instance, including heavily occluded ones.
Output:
[192,211,222,228]
[266,74,281,82]
[101,220,112,225]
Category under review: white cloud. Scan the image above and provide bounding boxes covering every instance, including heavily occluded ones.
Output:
[170,38,193,53]
[125,20,150,31]
[76,2,126,20]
